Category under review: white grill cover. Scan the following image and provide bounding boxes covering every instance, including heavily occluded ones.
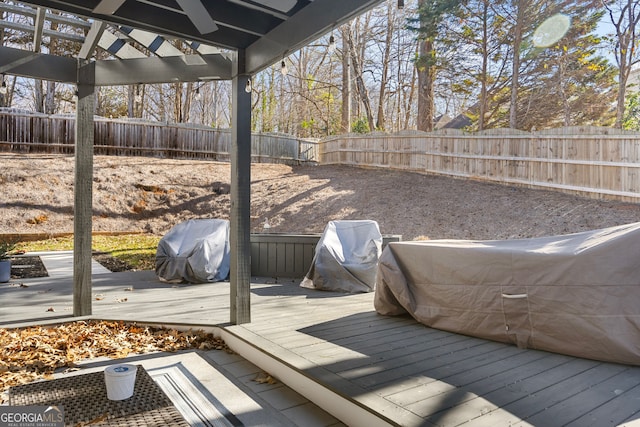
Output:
[156,219,230,283]
[375,223,640,365]
[301,220,382,293]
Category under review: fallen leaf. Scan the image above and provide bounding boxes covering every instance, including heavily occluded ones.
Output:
[115,298,128,303]
[253,372,277,385]
[0,320,232,396]
[46,307,55,312]
[75,413,109,426]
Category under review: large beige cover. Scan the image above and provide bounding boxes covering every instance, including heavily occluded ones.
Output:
[375,222,640,366]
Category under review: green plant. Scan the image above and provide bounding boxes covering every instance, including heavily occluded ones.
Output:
[351,117,370,134]
[0,239,17,261]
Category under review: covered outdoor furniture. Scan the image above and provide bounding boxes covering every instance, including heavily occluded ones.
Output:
[301,220,382,293]
[156,219,230,283]
[375,222,640,366]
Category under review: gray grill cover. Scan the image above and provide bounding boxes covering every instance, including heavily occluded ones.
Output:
[375,222,640,365]
[301,220,382,293]
[156,219,230,283]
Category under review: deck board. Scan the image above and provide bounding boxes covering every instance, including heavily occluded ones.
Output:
[566,382,640,426]
[457,360,624,426]
[530,369,640,425]
[383,349,550,406]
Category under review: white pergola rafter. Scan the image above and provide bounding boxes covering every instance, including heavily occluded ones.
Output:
[78,20,105,60]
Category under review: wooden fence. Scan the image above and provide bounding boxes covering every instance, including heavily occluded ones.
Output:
[2,109,640,202]
[319,127,640,203]
[0,109,320,164]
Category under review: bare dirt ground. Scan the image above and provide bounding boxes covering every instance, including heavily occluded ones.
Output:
[2,153,640,241]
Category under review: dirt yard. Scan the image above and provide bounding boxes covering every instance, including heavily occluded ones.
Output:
[2,153,640,241]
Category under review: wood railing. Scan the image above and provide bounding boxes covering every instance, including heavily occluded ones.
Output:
[319,127,640,202]
[251,233,402,278]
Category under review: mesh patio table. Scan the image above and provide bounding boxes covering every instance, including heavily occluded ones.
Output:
[9,365,189,426]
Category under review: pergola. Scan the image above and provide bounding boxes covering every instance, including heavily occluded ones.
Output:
[0,0,384,324]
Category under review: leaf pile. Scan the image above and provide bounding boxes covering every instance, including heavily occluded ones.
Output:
[0,320,231,403]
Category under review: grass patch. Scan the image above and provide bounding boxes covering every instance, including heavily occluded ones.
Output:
[16,234,160,271]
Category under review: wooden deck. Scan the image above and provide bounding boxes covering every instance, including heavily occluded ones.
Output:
[3,270,640,426]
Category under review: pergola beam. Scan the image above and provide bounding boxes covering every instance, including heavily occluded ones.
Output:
[0,47,77,82]
[245,0,382,74]
[94,53,233,85]
[93,0,126,15]
[0,46,232,85]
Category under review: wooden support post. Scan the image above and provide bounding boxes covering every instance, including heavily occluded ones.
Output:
[73,59,95,317]
[230,51,251,324]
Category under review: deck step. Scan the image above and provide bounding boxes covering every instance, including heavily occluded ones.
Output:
[222,325,425,427]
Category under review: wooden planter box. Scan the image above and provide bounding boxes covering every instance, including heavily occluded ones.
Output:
[250,233,402,278]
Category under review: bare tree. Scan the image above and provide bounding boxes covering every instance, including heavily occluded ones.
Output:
[604,0,640,128]
[347,17,376,131]
[375,5,395,130]
[508,0,527,128]
[340,25,352,133]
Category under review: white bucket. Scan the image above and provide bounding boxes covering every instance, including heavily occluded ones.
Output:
[104,364,137,400]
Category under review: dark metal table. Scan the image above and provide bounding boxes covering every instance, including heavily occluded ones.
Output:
[9,365,189,426]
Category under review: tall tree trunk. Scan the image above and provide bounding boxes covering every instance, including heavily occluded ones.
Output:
[128,84,144,118]
[478,0,489,131]
[417,38,435,132]
[617,54,630,128]
[183,81,193,123]
[127,86,135,118]
[376,6,394,131]
[34,81,44,112]
[414,0,461,131]
[559,55,571,126]
[347,27,375,131]
[341,25,351,133]
[509,0,525,129]
[0,11,5,108]
[45,81,56,114]
[212,82,219,127]
[405,42,419,130]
